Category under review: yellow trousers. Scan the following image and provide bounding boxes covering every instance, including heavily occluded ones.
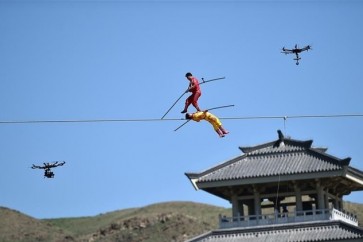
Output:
[192,112,222,130]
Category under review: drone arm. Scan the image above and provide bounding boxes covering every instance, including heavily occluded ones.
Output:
[53,161,65,167]
[31,164,41,169]
[281,49,293,54]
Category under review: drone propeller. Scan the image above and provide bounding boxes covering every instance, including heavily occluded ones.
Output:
[303,42,313,50]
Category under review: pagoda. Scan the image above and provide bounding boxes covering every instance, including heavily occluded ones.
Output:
[185,130,363,241]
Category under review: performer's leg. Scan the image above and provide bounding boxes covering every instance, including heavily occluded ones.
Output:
[216,129,225,137]
[181,95,193,113]
[220,126,229,135]
[191,92,201,111]
[210,121,224,137]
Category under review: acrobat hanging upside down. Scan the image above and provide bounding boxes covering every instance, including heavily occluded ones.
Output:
[185,110,229,138]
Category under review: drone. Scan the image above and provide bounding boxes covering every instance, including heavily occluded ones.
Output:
[31,161,66,178]
[281,44,312,65]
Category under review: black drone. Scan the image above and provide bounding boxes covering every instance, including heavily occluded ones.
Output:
[281,44,312,65]
[31,161,66,178]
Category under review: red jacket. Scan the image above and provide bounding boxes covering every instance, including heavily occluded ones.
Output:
[189,77,201,93]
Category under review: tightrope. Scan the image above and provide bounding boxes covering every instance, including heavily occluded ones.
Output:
[0,114,362,124]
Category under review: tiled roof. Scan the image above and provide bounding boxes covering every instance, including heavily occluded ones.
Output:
[186,220,363,242]
[198,150,343,182]
[186,135,352,184]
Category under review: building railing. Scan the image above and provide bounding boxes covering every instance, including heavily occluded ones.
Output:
[219,208,358,229]
[331,208,358,226]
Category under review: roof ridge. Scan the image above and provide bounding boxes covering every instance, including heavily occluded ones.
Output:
[245,148,306,157]
[239,138,313,154]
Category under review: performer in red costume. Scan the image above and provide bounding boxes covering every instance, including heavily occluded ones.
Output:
[181,72,202,113]
[185,110,229,137]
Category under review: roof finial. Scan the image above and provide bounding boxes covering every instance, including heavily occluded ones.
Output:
[277,130,285,147]
[277,130,284,140]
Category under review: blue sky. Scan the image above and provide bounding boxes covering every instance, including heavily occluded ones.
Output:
[1,0,363,219]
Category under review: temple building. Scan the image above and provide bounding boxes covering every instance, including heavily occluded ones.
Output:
[185,131,363,241]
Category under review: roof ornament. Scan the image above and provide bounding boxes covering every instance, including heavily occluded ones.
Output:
[277,130,285,147]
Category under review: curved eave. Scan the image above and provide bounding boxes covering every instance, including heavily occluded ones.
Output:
[185,172,200,190]
[345,166,363,187]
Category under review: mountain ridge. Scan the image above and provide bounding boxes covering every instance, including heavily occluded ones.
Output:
[1,201,362,242]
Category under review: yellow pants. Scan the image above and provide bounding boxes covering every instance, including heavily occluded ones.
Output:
[192,112,222,130]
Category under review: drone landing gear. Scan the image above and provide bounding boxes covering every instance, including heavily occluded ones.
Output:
[294,57,301,65]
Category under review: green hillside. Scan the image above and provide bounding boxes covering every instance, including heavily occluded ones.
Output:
[0,207,69,242]
[46,201,228,242]
[0,201,362,242]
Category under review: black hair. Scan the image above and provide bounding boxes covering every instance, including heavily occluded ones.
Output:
[185,113,191,119]
[185,72,192,77]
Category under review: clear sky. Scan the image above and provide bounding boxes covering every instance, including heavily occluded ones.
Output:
[1,0,363,219]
